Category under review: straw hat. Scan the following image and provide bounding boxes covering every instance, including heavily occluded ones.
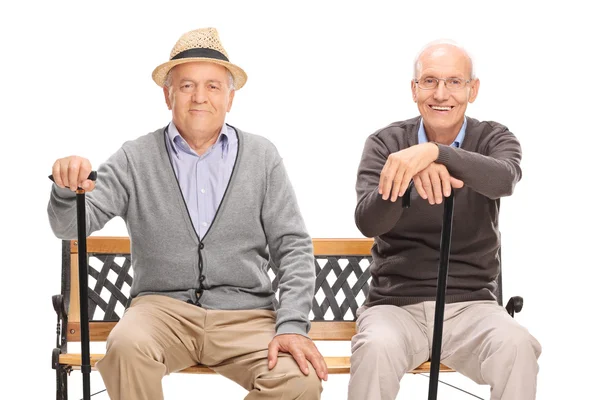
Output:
[152,27,247,90]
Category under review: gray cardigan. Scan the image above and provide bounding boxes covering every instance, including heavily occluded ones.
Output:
[48,126,315,336]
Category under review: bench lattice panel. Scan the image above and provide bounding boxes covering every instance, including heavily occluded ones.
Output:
[83,253,371,322]
[87,254,132,321]
[311,256,371,321]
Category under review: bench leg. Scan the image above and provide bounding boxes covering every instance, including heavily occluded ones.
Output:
[56,366,68,400]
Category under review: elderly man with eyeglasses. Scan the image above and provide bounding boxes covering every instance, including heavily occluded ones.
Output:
[348,40,541,400]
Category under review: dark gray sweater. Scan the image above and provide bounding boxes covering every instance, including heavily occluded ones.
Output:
[48,126,315,336]
[355,116,522,307]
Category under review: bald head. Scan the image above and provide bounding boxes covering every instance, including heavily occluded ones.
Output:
[413,40,475,80]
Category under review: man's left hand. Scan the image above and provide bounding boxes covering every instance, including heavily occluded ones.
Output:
[414,162,464,204]
[267,334,328,381]
[379,142,439,202]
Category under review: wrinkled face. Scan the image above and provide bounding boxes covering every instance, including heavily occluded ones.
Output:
[164,61,234,138]
[411,45,479,135]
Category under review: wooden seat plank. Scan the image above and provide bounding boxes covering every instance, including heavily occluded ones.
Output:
[58,354,453,375]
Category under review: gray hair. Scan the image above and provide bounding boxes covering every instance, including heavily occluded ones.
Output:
[164,66,235,90]
[413,39,476,80]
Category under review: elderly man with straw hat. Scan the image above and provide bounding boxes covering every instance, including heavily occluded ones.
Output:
[48,27,325,399]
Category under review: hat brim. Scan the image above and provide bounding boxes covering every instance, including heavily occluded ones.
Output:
[152,58,247,90]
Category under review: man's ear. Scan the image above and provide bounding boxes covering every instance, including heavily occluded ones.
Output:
[468,78,480,103]
[411,80,418,103]
[227,89,235,112]
[163,86,172,110]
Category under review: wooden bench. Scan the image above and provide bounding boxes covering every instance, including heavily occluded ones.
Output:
[54,236,512,398]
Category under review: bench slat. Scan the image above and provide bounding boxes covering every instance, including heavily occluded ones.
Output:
[67,321,357,342]
[70,237,374,256]
[58,354,453,375]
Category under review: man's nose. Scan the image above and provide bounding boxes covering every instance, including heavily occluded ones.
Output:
[433,79,450,101]
[192,86,207,103]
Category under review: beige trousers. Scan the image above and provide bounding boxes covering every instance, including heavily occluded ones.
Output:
[348,301,542,400]
[95,295,322,399]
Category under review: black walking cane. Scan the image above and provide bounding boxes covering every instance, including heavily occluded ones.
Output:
[49,171,97,400]
[402,182,455,400]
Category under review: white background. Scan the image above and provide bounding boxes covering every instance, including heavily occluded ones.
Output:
[1,1,598,399]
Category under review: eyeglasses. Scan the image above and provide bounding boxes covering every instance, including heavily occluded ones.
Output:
[414,77,472,91]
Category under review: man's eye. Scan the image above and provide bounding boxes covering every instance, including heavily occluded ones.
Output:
[424,78,436,84]
[180,84,194,92]
[209,85,219,90]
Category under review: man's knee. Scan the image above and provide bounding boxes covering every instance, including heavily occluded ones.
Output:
[104,326,161,362]
[506,327,542,359]
[489,323,542,364]
[288,371,322,399]
[352,326,405,356]
[257,358,322,399]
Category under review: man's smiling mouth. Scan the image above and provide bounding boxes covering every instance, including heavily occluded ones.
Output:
[429,105,454,111]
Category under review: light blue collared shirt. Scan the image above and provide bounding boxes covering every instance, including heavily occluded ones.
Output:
[165,122,238,239]
[418,117,467,148]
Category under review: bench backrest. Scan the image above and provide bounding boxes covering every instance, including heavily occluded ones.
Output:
[60,237,374,345]
[59,236,504,346]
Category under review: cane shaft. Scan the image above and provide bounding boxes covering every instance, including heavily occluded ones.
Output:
[428,191,454,400]
[76,190,91,400]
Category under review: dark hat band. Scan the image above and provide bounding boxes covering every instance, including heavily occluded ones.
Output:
[171,48,229,62]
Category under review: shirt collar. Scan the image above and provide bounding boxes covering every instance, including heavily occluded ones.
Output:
[167,122,230,157]
[418,117,467,148]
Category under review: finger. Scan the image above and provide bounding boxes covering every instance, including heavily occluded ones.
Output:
[316,354,329,381]
[440,169,452,197]
[429,170,443,204]
[380,160,396,200]
[304,348,328,381]
[450,177,464,188]
[398,167,414,198]
[67,158,81,191]
[77,159,92,189]
[422,173,435,205]
[290,350,309,376]
[413,176,428,200]
[389,172,404,203]
[59,159,71,189]
[81,180,96,192]
[379,160,389,195]
[52,160,65,188]
[267,340,280,370]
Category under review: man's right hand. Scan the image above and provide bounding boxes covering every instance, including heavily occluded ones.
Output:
[51,156,96,192]
[413,163,463,205]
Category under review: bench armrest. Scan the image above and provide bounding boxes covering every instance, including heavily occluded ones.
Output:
[505,296,523,318]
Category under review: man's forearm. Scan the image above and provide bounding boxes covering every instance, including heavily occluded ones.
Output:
[436,141,521,199]
[355,189,406,237]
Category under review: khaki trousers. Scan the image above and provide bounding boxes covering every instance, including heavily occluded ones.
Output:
[95,295,322,399]
[348,300,542,400]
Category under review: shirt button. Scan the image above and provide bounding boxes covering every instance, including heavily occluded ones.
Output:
[202,222,208,227]
[201,189,206,194]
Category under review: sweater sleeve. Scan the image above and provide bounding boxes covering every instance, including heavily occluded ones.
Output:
[354,134,407,237]
[47,148,131,239]
[435,126,522,199]
[261,157,315,337]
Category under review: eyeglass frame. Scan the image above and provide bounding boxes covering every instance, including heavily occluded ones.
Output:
[413,76,473,91]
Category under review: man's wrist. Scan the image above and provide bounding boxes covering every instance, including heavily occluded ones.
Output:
[428,141,440,161]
